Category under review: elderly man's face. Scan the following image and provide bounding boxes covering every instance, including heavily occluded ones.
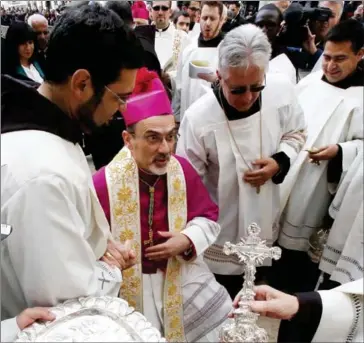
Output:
[152,1,171,30]
[219,66,265,112]
[32,20,49,50]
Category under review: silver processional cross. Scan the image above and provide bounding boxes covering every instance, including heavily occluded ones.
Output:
[220,223,282,343]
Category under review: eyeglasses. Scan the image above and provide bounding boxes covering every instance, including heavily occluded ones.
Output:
[129,131,180,145]
[152,5,169,11]
[230,84,266,95]
[104,86,127,106]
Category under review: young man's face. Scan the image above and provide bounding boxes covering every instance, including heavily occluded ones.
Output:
[200,5,222,40]
[176,14,190,33]
[228,4,239,16]
[322,41,364,84]
[151,1,171,29]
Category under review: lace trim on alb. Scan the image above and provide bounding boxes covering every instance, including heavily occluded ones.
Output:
[346,294,362,343]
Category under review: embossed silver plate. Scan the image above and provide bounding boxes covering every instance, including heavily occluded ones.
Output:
[15,296,166,342]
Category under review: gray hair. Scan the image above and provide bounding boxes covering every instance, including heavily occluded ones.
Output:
[319,0,344,17]
[27,14,48,27]
[218,24,272,75]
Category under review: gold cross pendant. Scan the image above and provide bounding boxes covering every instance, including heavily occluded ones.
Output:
[144,230,154,247]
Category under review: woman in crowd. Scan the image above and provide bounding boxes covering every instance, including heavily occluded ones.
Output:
[3,21,44,83]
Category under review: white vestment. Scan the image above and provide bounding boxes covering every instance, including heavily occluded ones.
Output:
[279,71,363,252]
[1,317,19,342]
[1,130,122,320]
[155,24,191,71]
[313,278,363,343]
[176,74,307,275]
[319,147,363,285]
[269,53,297,85]
[173,40,219,122]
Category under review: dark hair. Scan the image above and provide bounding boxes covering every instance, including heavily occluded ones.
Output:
[201,1,224,17]
[105,1,133,26]
[3,21,38,75]
[44,3,144,92]
[256,4,283,23]
[173,10,190,25]
[229,1,241,8]
[325,19,364,54]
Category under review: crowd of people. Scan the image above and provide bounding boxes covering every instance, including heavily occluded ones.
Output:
[1,0,363,342]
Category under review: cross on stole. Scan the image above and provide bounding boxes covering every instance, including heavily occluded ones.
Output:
[223,223,281,301]
[98,272,110,290]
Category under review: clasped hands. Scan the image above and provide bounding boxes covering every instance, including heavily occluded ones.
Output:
[100,239,136,271]
[243,158,279,188]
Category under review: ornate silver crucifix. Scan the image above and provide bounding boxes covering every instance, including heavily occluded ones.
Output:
[220,223,282,343]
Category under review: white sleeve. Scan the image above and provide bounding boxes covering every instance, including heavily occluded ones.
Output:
[4,175,121,307]
[180,217,220,261]
[1,318,20,342]
[278,91,307,163]
[313,290,359,342]
[340,106,364,173]
[176,115,208,178]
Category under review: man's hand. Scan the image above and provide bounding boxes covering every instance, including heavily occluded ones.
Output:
[230,285,299,320]
[308,144,339,162]
[16,308,56,330]
[244,158,280,188]
[302,25,317,55]
[145,232,191,260]
[197,72,218,84]
[101,239,137,271]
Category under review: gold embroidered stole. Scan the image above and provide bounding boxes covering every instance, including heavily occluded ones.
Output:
[105,147,186,342]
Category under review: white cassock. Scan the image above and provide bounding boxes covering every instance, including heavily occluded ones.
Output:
[269,53,297,85]
[155,24,191,71]
[172,40,219,122]
[176,74,307,275]
[188,22,201,40]
[313,278,363,342]
[1,317,19,342]
[279,70,363,252]
[319,146,363,285]
[1,130,122,320]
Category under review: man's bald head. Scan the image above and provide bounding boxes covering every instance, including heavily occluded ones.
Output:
[28,13,49,51]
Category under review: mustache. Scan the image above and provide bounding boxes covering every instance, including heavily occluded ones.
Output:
[153,154,171,162]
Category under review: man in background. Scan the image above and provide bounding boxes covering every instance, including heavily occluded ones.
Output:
[173,10,190,33]
[27,13,49,71]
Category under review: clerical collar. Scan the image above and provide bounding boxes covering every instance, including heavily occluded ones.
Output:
[213,84,262,121]
[189,21,195,31]
[155,23,170,33]
[198,32,224,48]
[322,64,364,90]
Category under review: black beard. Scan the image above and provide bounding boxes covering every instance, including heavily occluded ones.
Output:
[76,91,104,134]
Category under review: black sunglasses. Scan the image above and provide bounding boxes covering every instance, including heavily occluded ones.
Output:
[153,5,169,11]
[230,84,266,95]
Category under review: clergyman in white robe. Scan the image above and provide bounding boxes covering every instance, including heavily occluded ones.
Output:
[319,146,363,285]
[1,129,122,320]
[176,73,306,280]
[279,70,363,252]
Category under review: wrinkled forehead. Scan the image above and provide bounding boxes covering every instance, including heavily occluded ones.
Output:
[32,20,48,30]
[136,115,176,134]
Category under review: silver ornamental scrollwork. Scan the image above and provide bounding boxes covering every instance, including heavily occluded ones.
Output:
[220,223,282,343]
[15,296,166,342]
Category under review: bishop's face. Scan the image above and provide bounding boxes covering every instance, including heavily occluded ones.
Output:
[219,66,265,112]
[123,115,177,176]
[323,41,364,84]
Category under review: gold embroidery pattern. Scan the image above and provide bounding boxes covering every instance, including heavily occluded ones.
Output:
[106,148,187,342]
[106,148,143,313]
[164,157,187,342]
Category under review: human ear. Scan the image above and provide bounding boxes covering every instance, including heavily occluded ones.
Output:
[70,69,92,101]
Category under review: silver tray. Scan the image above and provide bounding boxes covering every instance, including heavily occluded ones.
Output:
[15,296,166,342]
